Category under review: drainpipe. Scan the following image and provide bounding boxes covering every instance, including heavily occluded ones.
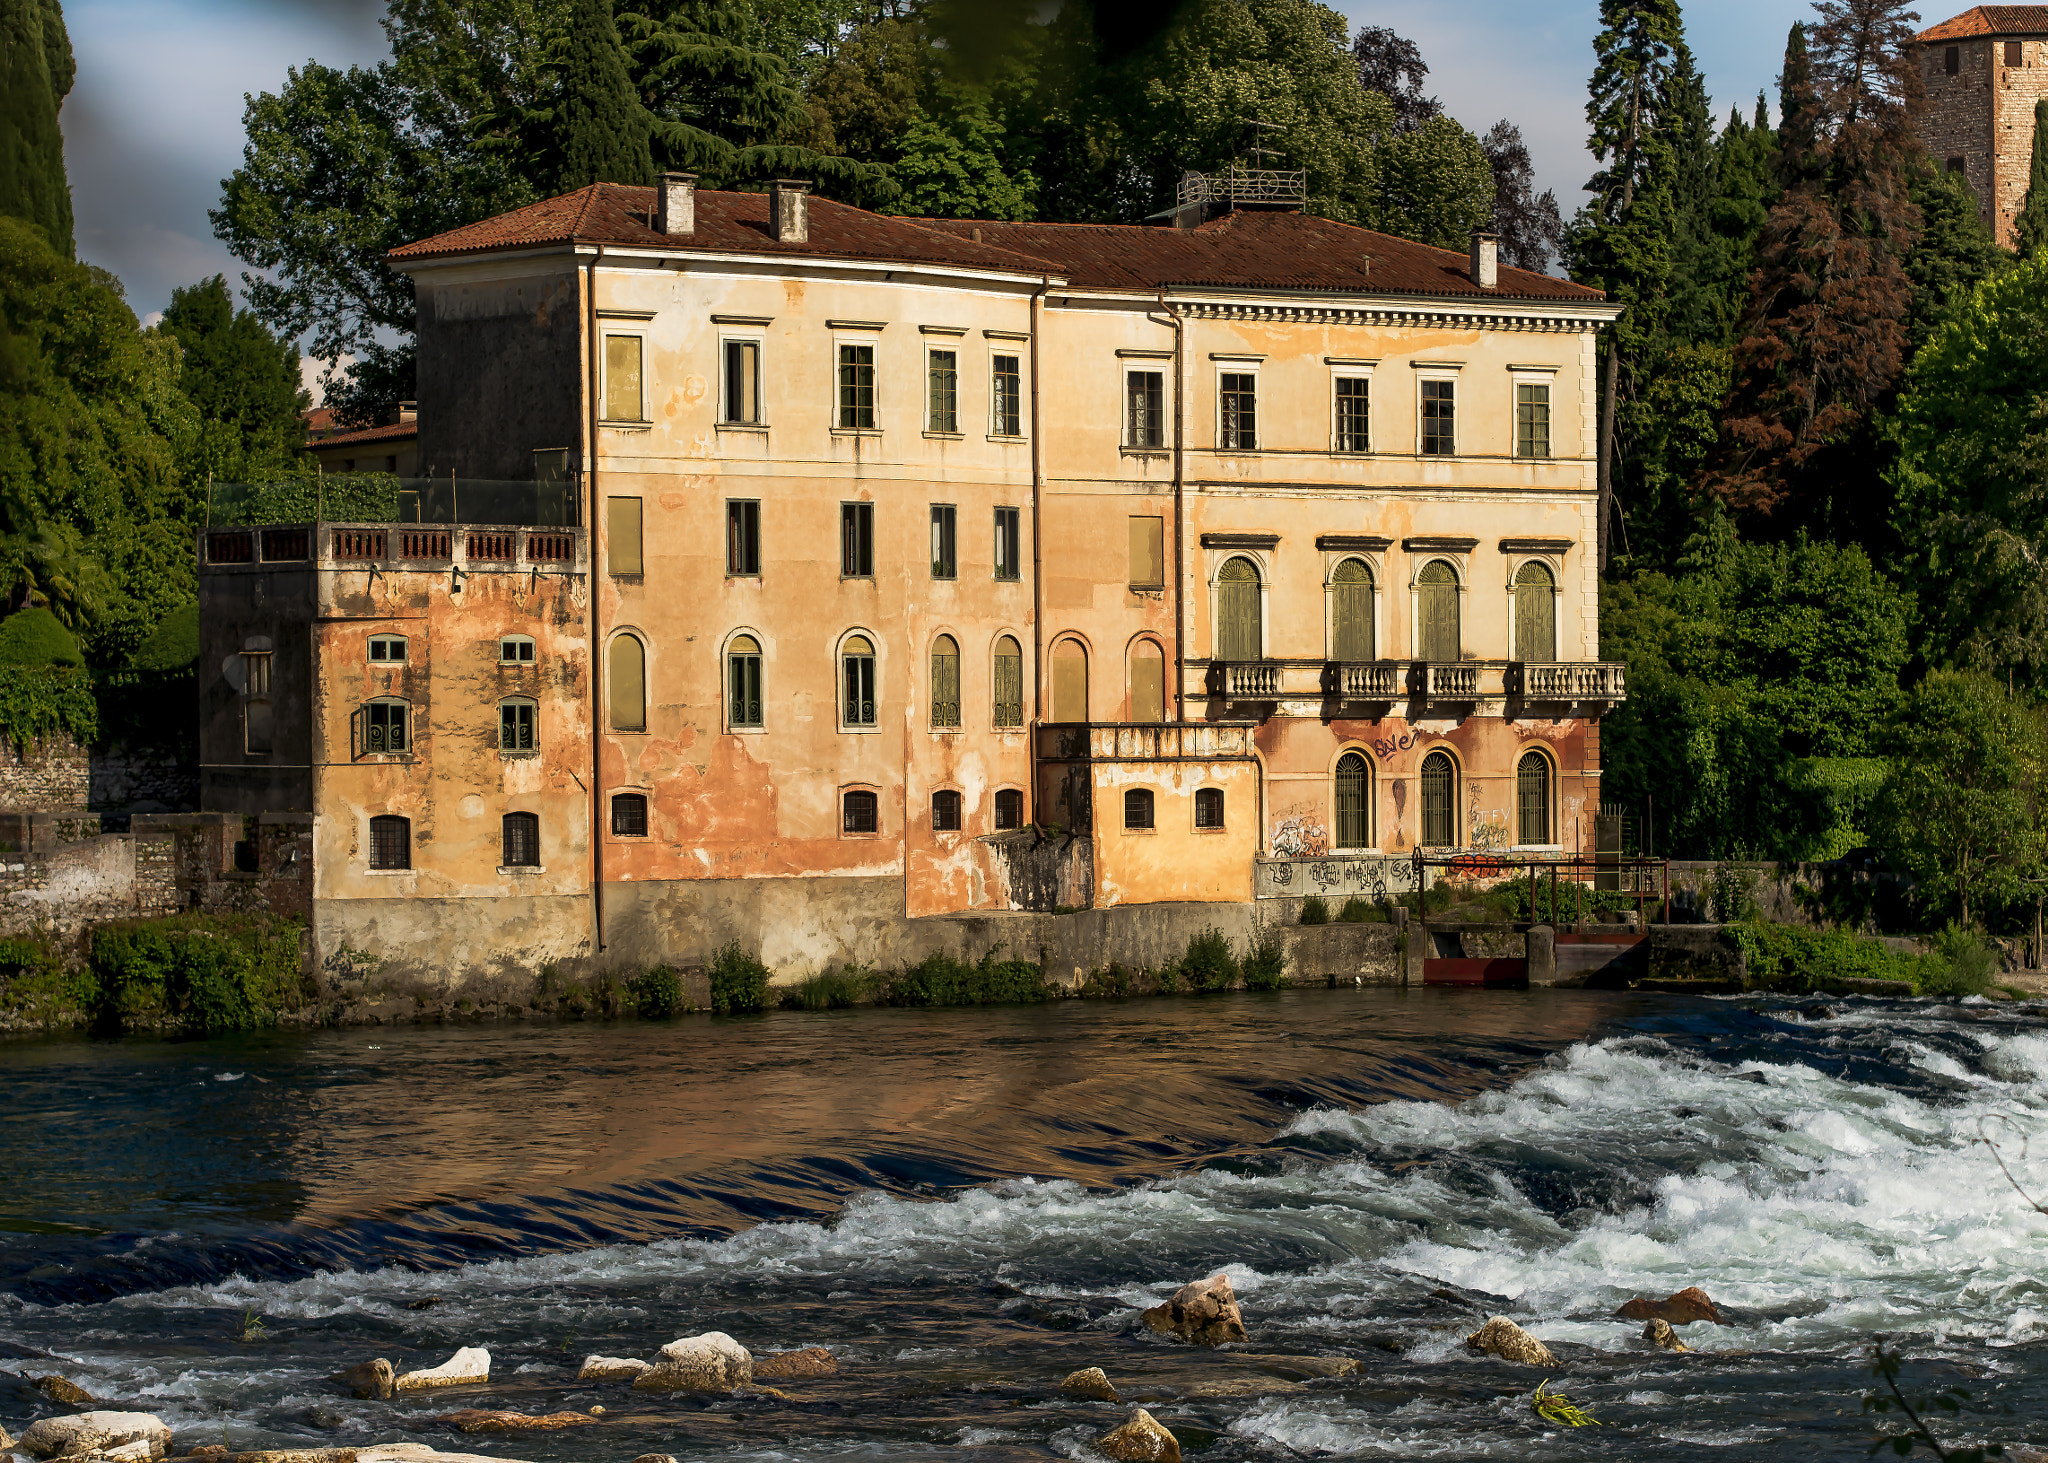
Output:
[1029,274,1049,822]
[585,243,605,953]
[1151,288,1187,723]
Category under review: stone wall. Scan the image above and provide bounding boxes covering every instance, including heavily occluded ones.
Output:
[0,738,89,813]
[0,731,199,822]
[1920,32,2048,248]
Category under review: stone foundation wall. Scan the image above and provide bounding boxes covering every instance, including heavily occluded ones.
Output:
[0,731,199,822]
[0,738,89,812]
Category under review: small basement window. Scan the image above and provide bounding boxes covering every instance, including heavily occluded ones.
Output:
[932,789,963,831]
[368,815,411,870]
[1195,787,1225,829]
[611,793,648,837]
[369,635,407,663]
[1124,788,1155,831]
[500,635,535,663]
[502,812,540,868]
[994,788,1024,830]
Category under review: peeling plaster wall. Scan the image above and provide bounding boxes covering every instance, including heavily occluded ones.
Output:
[1089,759,1258,905]
[415,265,583,480]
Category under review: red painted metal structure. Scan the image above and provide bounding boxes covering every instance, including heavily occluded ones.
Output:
[1413,851,1673,990]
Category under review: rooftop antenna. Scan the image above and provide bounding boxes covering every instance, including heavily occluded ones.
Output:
[1246,119,1283,169]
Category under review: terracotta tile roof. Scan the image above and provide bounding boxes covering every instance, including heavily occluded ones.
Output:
[303,407,338,437]
[390,184,1606,304]
[307,419,417,449]
[911,210,1604,301]
[1919,5,2048,38]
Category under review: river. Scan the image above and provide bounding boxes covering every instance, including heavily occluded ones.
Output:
[3,987,2045,1460]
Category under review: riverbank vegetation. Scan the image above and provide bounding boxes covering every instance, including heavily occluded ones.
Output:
[0,915,309,1032]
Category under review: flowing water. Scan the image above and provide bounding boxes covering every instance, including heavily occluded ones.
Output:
[4,987,2047,1460]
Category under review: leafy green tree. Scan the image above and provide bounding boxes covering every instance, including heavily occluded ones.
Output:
[1374,113,1495,248]
[0,0,74,256]
[2016,96,2048,258]
[887,101,1037,219]
[158,276,308,485]
[1903,162,2007,356]
[556,0,655,187]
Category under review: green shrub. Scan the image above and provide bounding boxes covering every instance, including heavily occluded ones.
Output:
[1916,924,1998,999]
[1298,895,1329,925]
[1181,925,1239,992]
[708,940,771,1014]
[0,607,83,667]
[783,964,873,1010]
[1731,919,1911,993]
[88,915,305,1032]
[0,934,88,1025]
[632,964,684,1017]
[1241,933,1286,990]
[0,665,97,752]
[130,604,199,672]
[1154,957,1184,994]
[1337,896,1385,923]
[885,948,1047,1006]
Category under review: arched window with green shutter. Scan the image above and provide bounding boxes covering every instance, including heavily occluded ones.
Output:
[1331,559,1374,662]
[930,635,961,728]
[1420,749,1456,847]
[1514,561,1556,663]
[992,635,1023,727]
[1334,751,1371,849]
[1517,749,1552,845]
[1416,560,1460,663]
[1217,557,1262,661]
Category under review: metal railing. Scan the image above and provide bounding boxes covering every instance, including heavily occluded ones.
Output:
[1177,165,1308,207]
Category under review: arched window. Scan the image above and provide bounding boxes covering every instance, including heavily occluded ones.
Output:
[1514,561,1557,663]
[1331,559,1374,662]
[843,788,879,834]
[728,634,763,728]
[611,792,648,837]
[368,814,410,870]
[499,696,537,752]
[1417,560,1460,663]
[993,635,1024,727]
[360,697,409,756]
[931,635,961,728]
[369,634,408,663]
[1195,787,1225,829]
[842,634,876,727]
[502,812,540,867]
[1052,638,1087,722]
[1217,556,1262,661]
[932,789,962,830]
[609,634,646,731]
[1124,788,1155,830]
[994,788,1024,830]
[1334,751,1371,849]
[1129,640,1164,723]
[498,635,534,664]
[1517,750,1552,845]
[1420,750,1456,847]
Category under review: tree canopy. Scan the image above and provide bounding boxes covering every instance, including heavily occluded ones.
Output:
[0,0,75,256]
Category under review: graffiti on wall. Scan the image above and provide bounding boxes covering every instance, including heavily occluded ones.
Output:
[1269,803,1329,859]
[1256,854,1423,900]
[1469,811,1510,851]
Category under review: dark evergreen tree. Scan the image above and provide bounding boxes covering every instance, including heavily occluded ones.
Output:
[0,0,75,256]
[554,0,655,189]
[1480,119,1563,272]
[2016,96,2048,258]
[1658,46,1722,348]
[1700,97,1778,340]
[158,276,308,484]
[1351,25,1438,133]
[1905,163,2007,355]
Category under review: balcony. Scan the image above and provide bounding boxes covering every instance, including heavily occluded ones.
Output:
[1330,661,1406,701]
[203,522,588,576]
[1518,661,1627,706]
[1424,661,1508,701]
[1036,721,1258,764]
[1208,661,1283,699]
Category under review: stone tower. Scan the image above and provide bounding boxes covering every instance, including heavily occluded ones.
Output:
[1918,6,2048,248]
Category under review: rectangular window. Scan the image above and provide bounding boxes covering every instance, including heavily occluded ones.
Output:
[1335,377,1370,452]
[1947,155,1967,174]
[928,349,958,432]
[1220,372,1257,449]
[1195,787,1225,829]
[369,816,411,870]
[500,701,535,752]
[244,651,272,696]
[1127,371,1164,448]
[502,813,540,868]
[1946,44,1959,74]
[992,354,1022,436]
[837,343,876,430]
[607,496,643,574]
[1129,516,1164,589]
[994,787,1024,830]
[364,700,406,754]
[723,340,760,424]
[604,334,643,421]
[1516,382,1552,458]
[1420,378,1456,455]
[930,504,956,579]
[993,506,1021,581]
[611,793,648,837]
[841,502,874,577]
[2006,39,2023,67]
[368,635,406,663]
[726,500,761,576]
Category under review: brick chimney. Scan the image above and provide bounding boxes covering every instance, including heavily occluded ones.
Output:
[1469,232,1499,289]
[770,180,810,244]
[657,172,696,235]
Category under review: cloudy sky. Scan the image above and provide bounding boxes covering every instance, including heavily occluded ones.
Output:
[65,0,1834,329]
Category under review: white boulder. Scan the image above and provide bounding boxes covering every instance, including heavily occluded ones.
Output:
[394,1347,491,1391]
[576,1355,650,1383]
[19,1413,171,1461]
[630,1332,751,1393]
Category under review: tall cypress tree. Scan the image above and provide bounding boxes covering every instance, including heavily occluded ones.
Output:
[0,0,75,257]
[554,0,654,191]
[2016,97,2048,258]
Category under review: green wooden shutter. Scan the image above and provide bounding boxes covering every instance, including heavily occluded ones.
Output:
[1218,557,1261,660]
[994,638,1022,726]
[931,638,960,727]
[1420,751,1454,846]
[1417,560,1458,662]
[1332,559,1373,661]
[1514,561,1556,663]
[1517,751,1551,845]
[1335,752,1369,848]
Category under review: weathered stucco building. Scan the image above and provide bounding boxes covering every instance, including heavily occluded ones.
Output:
[1918,5,2048,248]
[198,173,1625,982]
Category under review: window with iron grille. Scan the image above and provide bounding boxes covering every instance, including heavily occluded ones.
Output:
[499,635,535,663]
[930,635,960,727]
[841,502,873,577]
[727,500,761,576]
[728,635,763,728]
[1420,750,1456,847]
[1335,377,1370,452]
[992,354,1022,436]
[932,789,962,831]
[363,698,408,754]
[928,349,958,432]
[499,699,536,752]
[723,339,760,424]
[1127,371,1164,448]
[842,635,877,727]
[502,811,540,867]
[1194,787,1224,829]
[1124,788,1155,830]
[994,788,1024,830]
[611,793,648,837]
[1516,750,1552,845]
[1420,378,1456,455]
[837,343,876,430]
[1334,752,1370,848]
[369,635,407,663]
[1515,382,1551,458]
[843,788,879,834]
[993,636,1023,727]
[369,814,411,870]
[1219,372,1257,449]
[993,507,1021,581]
[930,504,956,578]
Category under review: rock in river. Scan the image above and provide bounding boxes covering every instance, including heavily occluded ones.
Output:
[1060,1367,1118,1402]
[33,1377,98,1408]
[1642,1319,1691,1352]
[1616,1286,1725,1327]
[20,1412,172,1461]
[1098,1408,1181,1463]
[331,1360,395,1400]
[1465,1317,1559,1368]
[1140,1274,1247,1346]
[631,1333,751,1393]
[394,1349,490,1392]
[750,1348,836,1380]
[435,1412,597,1434]
[574,1356,649,1383]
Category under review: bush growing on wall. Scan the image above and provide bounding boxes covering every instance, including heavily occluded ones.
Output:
[1240,932,1286,990]
[708,941,770,1014]
[1298,895,1330,925]
[886,949,1046,1006]
[1181,926,1239,992]
[631,964,684,1017]
[0,934,88,1026]
[88,914,306,1032]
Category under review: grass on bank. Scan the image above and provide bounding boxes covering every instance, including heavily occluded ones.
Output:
[1,915,310,1033]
